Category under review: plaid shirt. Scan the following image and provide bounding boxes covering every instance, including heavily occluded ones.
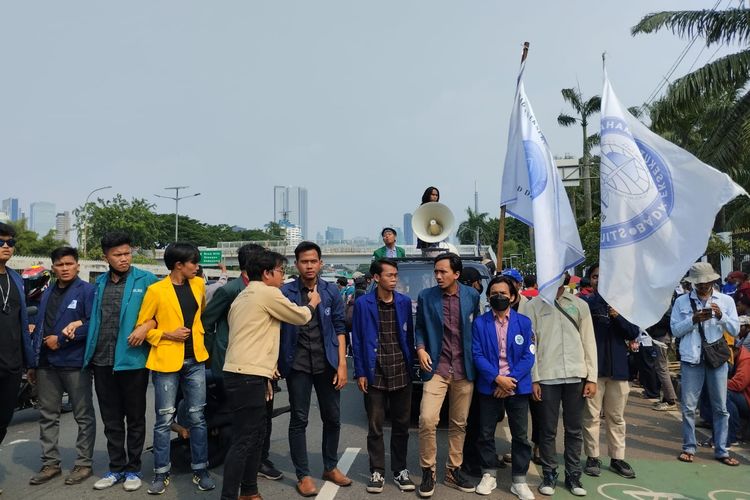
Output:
[91,272,127,367]
[372,299,409,391]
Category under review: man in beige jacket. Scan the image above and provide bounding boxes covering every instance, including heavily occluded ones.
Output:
[520,279,597,498]
[220,250,320,500]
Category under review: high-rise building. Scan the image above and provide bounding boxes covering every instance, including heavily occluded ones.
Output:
[403,213,414,245]
[325,226,344,243]
[279,220,302,247]
[273,186,308,239]
[55,211,72,243]
[30,202,56,236]
[1,198,20,221]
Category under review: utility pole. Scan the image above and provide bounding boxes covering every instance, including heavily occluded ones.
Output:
[154,187,201,242]
[474,181,481,256]
[81,185,111,258]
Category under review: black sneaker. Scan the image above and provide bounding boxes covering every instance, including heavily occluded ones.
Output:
[584,456,601,477]
[366,471,385,494]
[610,459,636,479]
[258,461,283,480]
[444,467,475,493]
[418,468,435,498]
[393,469,415,491]
[538,470,558,496]
[564,472,586,497]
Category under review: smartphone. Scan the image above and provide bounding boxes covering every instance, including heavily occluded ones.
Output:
[702,308,714,317]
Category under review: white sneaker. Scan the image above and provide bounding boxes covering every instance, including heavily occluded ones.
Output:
[94,472,124,490]
[511,482,536,500]
[123,472,142,492]
[475,473,496,495]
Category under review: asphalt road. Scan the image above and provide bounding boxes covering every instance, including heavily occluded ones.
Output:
[1,362,748,499]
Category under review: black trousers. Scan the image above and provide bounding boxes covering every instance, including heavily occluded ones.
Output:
[92,366,149,473]
[0,369,21,444]
[220,372,267,499]
[638,346,660,399]
[478,393,531,479]
[537,381,584,476]
[364,384,412,474]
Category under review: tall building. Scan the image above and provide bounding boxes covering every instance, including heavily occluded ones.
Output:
[273,186,308,239]
[55,211,72,243]
[325,226,344,242]
[1,198,20,221]
[403,213,414,245]
[279,220,302,247]
[30,202,56,236]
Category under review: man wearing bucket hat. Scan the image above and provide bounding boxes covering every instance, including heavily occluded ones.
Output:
[670,262,740,466]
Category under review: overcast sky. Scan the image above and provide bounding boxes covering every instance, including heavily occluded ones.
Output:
[0,0,736,241]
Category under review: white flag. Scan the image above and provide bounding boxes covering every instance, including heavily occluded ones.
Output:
[599,71,747,328]
[500,62,585,304]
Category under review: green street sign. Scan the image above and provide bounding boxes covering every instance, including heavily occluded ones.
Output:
[199,249,223,266]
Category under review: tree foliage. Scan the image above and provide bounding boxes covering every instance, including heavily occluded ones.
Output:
[9,219,66,257]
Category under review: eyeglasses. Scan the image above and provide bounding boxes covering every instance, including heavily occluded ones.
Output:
[0,238,16,248]
[273,267,285,275]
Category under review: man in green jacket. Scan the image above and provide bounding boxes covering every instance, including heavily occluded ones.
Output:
[372,227,406,260]
[201,243,284,481]
[83,232,158,492]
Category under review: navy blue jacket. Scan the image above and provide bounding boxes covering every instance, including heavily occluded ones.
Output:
[414,283,480,381]
[582,292,640,380]
[472,309,535,396]
[8,268,36,368]
[351,290,415,384]
[279,277,346,377]
[32,277,95,368]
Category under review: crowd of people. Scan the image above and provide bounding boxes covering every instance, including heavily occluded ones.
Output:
[0,219,748,499]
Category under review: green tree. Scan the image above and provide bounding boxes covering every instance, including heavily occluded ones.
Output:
[558,87,601,221]
[456,207,489,245]
[8,219,66,256]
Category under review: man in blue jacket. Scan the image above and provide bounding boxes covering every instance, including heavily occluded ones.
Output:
[351,258,415,494]
[581,264,640,480]
[415,253,480,498]
[82,232,158,492]
[28,247,96,486]
[279,241,351,497]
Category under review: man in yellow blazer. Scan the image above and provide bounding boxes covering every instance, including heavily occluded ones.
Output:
[136,242,215,495]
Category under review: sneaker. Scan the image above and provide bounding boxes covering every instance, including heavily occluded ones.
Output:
[538,471,557,496]
[147,473,170,495]
[366,471,385,494]
[393,469,415,492]
[94,471,124,490]
[511,482,536,500]
[418,468,435,498]
[653,401,678,411]
[583,457,601,477]
[444,467,475,493]
[258,461,283,480]
[564,473,586,496]
[123,472,143,491]
[609,459,636,479]
[475,473,496,495]
[192,469,216,491]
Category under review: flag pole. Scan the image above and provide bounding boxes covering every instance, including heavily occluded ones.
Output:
[496,41,530,273]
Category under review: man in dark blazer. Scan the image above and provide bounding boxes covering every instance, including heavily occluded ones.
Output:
[414,253,480,498]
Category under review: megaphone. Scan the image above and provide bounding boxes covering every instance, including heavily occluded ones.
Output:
[412,202,455,243]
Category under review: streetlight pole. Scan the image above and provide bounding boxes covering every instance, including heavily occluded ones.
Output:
[154,186,201,242]
[82,185,112,258]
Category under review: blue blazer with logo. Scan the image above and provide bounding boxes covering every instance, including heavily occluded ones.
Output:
[351,290,415,384]
[279,277,346,377]
[8,268,36,368]
[414,283,480,381]
[83,266,158,371]
[32,277,95,368]
[472,308,535,396]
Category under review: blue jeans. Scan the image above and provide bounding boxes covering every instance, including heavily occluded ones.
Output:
[680,361,730,457]
[152,359,208,473]
[727,390,749,444]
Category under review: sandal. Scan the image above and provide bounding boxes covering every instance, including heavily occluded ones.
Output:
[678,452,694,463]
[716,456,740,466]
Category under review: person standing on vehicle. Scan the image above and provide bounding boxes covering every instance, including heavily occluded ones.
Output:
[415,252,480,497]
[279,241,350,497]
[221,250,318,500]
[28,247,96,487]
[351,258,416,494]
[82,232,158,492]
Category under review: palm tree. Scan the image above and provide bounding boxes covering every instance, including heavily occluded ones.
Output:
[632,7,750,176]
[456,207,489,245]
[557,87,601,221]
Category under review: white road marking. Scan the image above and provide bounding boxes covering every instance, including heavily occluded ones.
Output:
[8,439,29,445]
[316,447,360,500]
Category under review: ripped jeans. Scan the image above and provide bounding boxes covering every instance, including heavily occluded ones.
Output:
[152,359,208,473]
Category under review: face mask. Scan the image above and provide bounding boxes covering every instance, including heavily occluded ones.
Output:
[489,294,511,312]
